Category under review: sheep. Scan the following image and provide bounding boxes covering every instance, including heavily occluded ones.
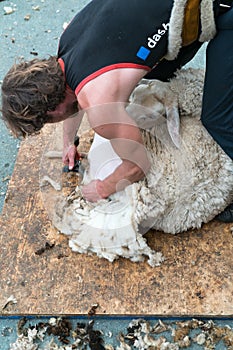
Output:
[52,68,233,267]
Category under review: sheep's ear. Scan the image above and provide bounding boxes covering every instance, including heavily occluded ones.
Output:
[165,105,180,148]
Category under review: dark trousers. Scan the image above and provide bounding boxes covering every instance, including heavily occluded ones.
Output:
[201,7,233,159]
[144,40,203,82]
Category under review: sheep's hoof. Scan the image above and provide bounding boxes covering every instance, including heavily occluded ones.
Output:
[215,202,233,223]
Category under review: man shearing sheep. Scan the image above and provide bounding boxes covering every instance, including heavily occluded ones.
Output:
[1,0,233,220]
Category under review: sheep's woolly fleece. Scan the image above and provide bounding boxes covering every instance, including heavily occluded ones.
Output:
[52,68,233,267]
[165,0,216,60]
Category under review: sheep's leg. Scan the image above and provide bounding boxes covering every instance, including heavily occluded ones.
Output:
[165,105,180,148]
[149,81,180,148]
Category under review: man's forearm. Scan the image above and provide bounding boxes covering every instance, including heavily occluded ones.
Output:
[97,158,150,198]
[63,115,83,148]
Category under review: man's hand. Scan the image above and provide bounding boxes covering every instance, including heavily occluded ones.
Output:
[81,179,106,202]
[63,116,83,170]
[63,144,80,170]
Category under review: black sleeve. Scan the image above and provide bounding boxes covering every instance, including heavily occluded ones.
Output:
[144,40,203,82]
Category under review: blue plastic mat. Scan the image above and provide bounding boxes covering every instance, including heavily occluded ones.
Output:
[0,315,233,349]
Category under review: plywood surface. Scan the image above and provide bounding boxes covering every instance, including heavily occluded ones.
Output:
[0,124,233,316]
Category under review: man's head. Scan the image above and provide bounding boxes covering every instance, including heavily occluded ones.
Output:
[1,56,66,138]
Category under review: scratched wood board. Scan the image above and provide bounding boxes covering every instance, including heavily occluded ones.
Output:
[0,123,233,316]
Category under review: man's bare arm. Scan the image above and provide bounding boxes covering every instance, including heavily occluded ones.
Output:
[81,105,150,201]
[77,67,149,201]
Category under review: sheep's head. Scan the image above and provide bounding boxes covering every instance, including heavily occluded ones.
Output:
[129,80,180,148]
[129,82,166,115]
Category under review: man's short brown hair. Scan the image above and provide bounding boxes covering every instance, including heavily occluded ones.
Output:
[1,56,66,138]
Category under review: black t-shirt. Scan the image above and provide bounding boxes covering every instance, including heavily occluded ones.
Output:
[57,0,173,95]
